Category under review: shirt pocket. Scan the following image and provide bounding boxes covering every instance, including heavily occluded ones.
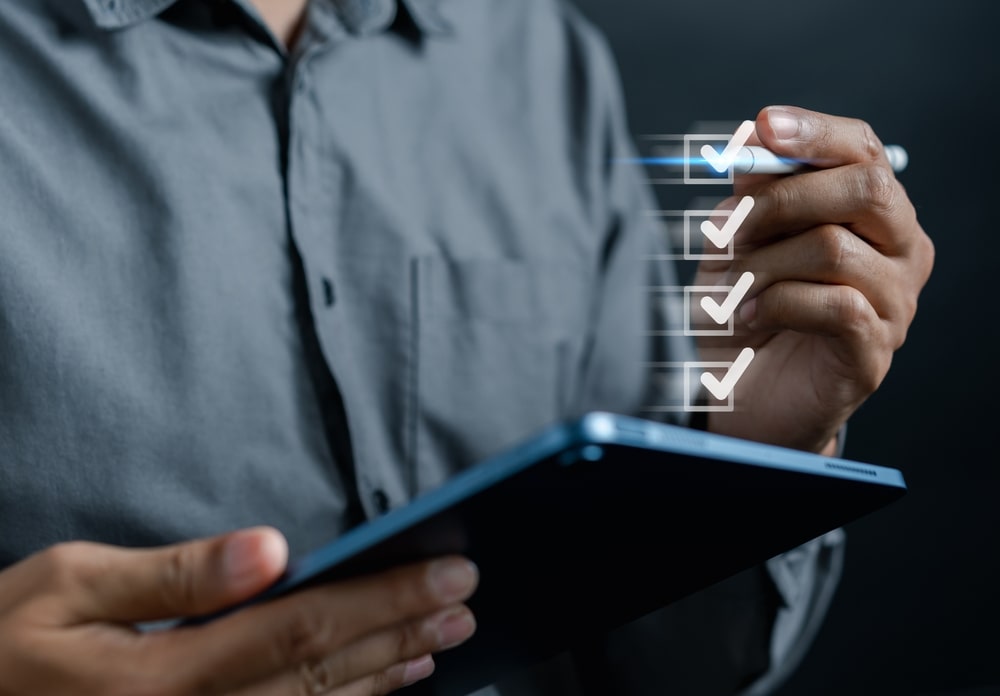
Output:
[411,255,593,491]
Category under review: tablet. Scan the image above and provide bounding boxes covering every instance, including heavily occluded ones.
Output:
[190,412,906,695]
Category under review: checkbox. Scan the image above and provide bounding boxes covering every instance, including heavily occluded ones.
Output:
[646,287,734,338]
[683,361,737,412]
[683,286,736,337]
[684,134,737,185]
[684,210,734,261]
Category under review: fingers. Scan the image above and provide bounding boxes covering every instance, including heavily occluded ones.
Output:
[742,281,893,395]
[163,556,478,694]
[325,655,435,696]
[235,655,435,696]
[731,162,918,252]
[306,606,472,686]
[743,280,872,335]
[231,605,463,696]
[30,527,287,624]
[0,548,474,696]
[731,106,920,254]
[722,225,912,333]
[697,226,918,357]
[754,105,890,170]
[721,105,929,263]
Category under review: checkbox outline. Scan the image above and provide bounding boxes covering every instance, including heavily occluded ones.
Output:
[683,360,736,413]
[643,286,735,338]
[637,361,739,414]
[641,209,733,262]
[684,210,735,261]
[684,133,737,185]
[683,286,735,337]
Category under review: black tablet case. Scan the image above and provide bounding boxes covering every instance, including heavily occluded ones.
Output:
[207,414,907,695]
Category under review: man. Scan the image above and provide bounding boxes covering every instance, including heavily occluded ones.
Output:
[0,0,933,694]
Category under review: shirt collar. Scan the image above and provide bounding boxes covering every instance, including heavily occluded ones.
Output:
[81,0,452,36]
[81,0,175,29]
[397,0,451,36]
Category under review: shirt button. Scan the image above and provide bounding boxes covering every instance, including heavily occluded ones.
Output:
[321,277,335,307]
[372,489,391,514]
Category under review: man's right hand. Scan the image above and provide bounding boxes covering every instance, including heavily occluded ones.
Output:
[0,527,478,695]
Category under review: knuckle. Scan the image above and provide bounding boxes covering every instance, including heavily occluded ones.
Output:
[812,114,835,151]
[857,363,885,396]
[158,545,199,616]
[43,541,91,568]
[898,291,919,329]
[859,162,898,216]
[394,617,428,659]
[857,119,883,161]
[369,670,394,696]
[39,542,94,590]
[918,231,936,280]
[383,564,436,615]
[297,657,336,696]
[864,348,893,394]
[814,225,857,276]
[831,287,871,332]
[757,283,789,321]
[891,320,910,352]
[764,180,796,225]
[273,604,334,667]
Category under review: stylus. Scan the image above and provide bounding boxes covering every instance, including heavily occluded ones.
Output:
[731,144,908,174]
[636,144,908,175]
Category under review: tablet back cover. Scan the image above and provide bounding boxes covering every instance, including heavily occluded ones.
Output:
[241,414,907,695]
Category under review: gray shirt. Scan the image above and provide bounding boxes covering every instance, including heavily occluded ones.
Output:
[0,0,841,693]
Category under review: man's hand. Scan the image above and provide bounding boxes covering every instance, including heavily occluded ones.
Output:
[0,528,478,695]
[696,105,934,453]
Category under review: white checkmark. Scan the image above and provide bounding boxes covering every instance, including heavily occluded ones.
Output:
[699,196,755,249]
[700,272,755,325]
[700,120,756,173]
[700,347,755,401]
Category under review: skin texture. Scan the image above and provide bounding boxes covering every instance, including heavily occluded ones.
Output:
[700,106,934,454]
[0,528,478,695]
[247,0,309,48]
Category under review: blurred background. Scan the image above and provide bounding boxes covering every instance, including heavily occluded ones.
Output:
[569,0,1000,693]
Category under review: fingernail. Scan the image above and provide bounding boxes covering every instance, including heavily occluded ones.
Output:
[401,655,435,686]
[429,558,478,602]
[740,297,758,327]
[767,108,802,140]
[432,607,477,650]
[223,529,286,591]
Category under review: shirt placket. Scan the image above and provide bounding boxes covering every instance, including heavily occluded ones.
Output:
[283,19,398,523]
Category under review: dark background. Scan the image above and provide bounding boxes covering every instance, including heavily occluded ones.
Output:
[569,1,1000,694]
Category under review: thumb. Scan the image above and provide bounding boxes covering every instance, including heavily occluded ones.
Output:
[65,527,287,623]
[753,104,889,170]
